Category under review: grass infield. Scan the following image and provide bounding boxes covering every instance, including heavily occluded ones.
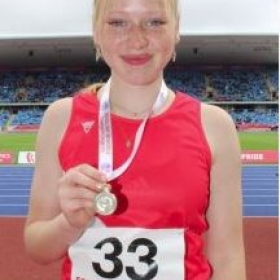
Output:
[238,131,278,150]
[0,131,278,156]
[0,132,37,155]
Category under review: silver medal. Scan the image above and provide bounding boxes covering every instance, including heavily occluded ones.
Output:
[94,185,117,215]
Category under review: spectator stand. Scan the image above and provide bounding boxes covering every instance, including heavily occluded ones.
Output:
[0,65,278,132]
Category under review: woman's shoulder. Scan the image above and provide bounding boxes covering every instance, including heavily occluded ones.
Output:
[200,103,239,158]
[201,103,236,129]
[44,97,73,121]
[43,83,102,126]
[38,97,73,142]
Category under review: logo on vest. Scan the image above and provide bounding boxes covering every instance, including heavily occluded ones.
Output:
[81,121,95,134]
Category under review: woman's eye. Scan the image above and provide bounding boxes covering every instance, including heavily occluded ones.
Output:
[145,19,166,28]
[108,19,128,28]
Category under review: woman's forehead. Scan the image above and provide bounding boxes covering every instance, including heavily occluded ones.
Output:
[102,0,169,14]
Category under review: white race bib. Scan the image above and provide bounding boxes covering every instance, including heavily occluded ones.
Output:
[69,223,185,280]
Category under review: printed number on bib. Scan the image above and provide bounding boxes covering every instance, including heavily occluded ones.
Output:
[92,237,158,279]
[69,227,185,280]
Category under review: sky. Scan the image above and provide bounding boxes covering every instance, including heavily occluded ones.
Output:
[181,0,279,35]
[0,0,278,38]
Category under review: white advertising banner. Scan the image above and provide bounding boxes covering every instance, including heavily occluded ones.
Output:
[18,151,36,164]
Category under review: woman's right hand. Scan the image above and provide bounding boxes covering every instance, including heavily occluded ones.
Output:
[57,164,107,230]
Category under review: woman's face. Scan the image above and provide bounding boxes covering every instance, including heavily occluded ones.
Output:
[94,0,179,86]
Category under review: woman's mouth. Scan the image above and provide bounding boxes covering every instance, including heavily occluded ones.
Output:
[121,54,152,66]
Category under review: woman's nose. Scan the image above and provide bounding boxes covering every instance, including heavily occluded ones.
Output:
[126,25,149,49]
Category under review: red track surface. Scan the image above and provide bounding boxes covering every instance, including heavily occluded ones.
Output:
[0,217,278,280]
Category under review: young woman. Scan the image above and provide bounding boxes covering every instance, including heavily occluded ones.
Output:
[24,0,247,279]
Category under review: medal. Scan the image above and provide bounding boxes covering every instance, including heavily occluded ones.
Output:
[94,184,117,215]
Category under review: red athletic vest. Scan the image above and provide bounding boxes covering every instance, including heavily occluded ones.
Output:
[59,91,212,279]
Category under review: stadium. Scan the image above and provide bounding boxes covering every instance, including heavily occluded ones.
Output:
[0,0,278,279]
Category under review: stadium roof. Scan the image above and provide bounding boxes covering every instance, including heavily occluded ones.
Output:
[0,34,277,68]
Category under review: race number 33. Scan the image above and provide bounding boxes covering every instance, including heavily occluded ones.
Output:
[69,227,185,280]
[92,237,157,279]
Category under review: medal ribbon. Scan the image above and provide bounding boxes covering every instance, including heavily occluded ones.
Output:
[98,78,168,180]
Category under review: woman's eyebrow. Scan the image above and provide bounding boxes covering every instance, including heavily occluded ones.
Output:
[106,9,166,16]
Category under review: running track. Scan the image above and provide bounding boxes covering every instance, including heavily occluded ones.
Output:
[0,165,278,217]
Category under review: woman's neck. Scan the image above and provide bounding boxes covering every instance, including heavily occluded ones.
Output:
[106,75,167,118]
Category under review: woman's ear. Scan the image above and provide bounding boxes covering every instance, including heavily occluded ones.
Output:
[176,17,180,44]
[93,29,102,61]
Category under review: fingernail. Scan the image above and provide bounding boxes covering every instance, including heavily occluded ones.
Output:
[96,183,103,191]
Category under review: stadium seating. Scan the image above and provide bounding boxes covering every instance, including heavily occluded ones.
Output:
[231,108,278,126]
[0,67,277,103]
[207,70,269,101]
[0,66,278,130]
[0,70,109,103]
[165,69,206,99]
[11,109,43,125]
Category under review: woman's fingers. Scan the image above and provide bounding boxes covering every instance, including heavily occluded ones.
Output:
[77,163,107,182]
[57,164,108,229]
[65,164,107,192]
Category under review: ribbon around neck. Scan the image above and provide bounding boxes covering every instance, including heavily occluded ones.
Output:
[98,78,168,180]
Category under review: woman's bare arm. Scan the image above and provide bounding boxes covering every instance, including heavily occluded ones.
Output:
[201,103,247,280]
[24,97,106,263]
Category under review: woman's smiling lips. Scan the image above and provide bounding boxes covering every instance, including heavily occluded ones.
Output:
[121,54,152,66]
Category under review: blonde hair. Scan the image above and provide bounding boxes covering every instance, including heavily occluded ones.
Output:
[93,0,180,31]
